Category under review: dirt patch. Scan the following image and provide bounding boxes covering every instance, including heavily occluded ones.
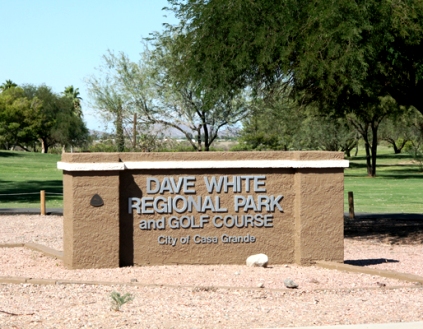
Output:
[398,160,422,165]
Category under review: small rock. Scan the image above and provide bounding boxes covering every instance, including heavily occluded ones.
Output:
[284,278,298,289]
[246,254,268,267]
[234,272,240,275]
[258,282,265,288]
[130,278,138,283]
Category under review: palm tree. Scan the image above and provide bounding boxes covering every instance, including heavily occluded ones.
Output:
[63,85,83,117]
[0,79,17,92]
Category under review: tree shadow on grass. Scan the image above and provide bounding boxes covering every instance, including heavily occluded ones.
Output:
[0,179,63,204]
[346,164,423,179]
[348,160,421,170]
[345,215,423,244]
[375,171,423,179]
[346,173,423,179]
[348,154,411,161]
[0,151,23,158]
[347,162,368,169]
[344,258,399,266]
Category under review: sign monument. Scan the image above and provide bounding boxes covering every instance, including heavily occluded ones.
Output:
[58,151,348,269]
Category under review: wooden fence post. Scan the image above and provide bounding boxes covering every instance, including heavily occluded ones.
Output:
[348,191,355,219]
[40,190,46,216]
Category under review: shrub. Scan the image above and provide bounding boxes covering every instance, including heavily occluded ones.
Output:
[109,291,134,311]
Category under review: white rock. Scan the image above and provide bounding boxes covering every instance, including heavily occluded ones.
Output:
[246,254,268,267]
[284,278,298,289]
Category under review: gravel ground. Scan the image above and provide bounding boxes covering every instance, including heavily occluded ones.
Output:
[0,215,422,328]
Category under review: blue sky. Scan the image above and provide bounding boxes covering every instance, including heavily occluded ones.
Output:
[0,0,177,131]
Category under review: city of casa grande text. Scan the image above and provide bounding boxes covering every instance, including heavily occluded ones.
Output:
[128,175,283,232]
[158,234,257,246]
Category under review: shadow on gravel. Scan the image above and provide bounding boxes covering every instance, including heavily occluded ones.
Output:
[345,213,423,245]
[344,258,399,266]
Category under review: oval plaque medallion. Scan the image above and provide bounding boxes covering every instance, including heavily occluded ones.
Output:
[90,194,104,207]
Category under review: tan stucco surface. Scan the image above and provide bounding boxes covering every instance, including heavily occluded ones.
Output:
[63,172,120,269]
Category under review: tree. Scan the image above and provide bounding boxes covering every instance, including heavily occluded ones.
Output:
[301,114,358,157]
[22,84,88,153]
[346,97,403,176]
[87,44,250,152]
[51,100,90,152]
[165,0,423,117]
[152,34,251,151]
[86,61,128,152]
[406,110,423,167]
[0,84,88,153]
[237,98,358,154]
[379,107,421,154]
[0,87,37,150]
[63,85,83,117]
[149,33,251,151]
[22,85,62,153]
[0,80,18,92]
[237,96,304,151]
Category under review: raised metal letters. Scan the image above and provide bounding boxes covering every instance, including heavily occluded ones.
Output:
[130,175,284,245]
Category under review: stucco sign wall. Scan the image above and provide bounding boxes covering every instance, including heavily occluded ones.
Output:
[58,151,348,269]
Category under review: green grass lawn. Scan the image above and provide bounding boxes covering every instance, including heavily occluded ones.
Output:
[344,146,423,213]
[0,148,422,213]
[0,151,63,208]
